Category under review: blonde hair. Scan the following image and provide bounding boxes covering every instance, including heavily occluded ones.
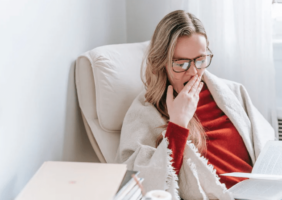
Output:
[141,10,208,154]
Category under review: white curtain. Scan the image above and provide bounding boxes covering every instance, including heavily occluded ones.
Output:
[165,0,278,136]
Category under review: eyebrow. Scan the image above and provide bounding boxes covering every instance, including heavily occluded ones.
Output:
[173,54,206,60]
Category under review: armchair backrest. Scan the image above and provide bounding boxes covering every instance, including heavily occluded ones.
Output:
[75,41,150,163]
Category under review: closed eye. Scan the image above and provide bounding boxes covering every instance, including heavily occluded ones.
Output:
[176,62,190,69]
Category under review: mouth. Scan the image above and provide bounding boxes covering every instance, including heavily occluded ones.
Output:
[184,75,199,86]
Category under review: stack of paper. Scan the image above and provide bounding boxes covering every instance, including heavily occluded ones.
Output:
[114,170,144,200]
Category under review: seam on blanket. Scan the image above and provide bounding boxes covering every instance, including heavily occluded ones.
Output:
[186,140,228,194]
[161,130,180,200]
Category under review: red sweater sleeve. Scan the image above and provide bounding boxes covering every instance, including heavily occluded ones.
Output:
[165,121,189,175]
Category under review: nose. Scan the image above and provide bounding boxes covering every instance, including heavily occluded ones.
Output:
[186,61,198,76]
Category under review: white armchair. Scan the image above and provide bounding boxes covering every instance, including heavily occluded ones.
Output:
[75,41,149,163]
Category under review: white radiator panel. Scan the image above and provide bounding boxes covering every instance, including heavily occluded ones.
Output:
[279,119,282,141]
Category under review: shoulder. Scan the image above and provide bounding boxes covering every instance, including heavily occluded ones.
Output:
[204,70,246,91]
[125,89,158,118]
[123,89,166,129]
[219,77,250,102]
[120,89,166,147]
[220,77,247,95]
[204,70,251,106]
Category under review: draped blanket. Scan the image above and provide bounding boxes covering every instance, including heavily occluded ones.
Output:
[114,70,275,200]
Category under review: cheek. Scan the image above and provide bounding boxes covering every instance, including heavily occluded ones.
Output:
[166,64,183,82]
[173,73,183,80]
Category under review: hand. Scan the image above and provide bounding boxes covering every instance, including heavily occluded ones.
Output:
[166,75,204,129]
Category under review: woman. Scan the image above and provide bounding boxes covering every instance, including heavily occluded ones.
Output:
[114,10,275,200]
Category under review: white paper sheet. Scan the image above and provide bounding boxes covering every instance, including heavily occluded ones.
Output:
[252,141,282,175]
[229,179,282,200]
[221,172,282,180]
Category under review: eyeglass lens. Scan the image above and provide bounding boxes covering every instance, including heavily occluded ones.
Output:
[173,55,212,72]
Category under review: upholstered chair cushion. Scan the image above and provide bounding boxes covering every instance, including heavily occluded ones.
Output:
[75,41,149,163]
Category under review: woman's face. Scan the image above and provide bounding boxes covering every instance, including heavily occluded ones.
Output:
[166,33,207,94]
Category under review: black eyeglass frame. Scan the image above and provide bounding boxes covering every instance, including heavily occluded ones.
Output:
[171,48,214,73]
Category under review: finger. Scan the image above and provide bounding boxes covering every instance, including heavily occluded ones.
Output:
[182,75,198,94]
[190,77,201,95]
[195,82,204,97]
[199,74,204,81]
[166,85,173,108]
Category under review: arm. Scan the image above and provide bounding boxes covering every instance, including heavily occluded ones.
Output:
[165,121,189,175]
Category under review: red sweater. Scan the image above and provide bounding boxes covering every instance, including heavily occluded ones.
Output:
[165,83,253,189]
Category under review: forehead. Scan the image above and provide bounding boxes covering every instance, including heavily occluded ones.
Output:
[173,34,207,59]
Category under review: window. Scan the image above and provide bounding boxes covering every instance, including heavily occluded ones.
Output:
[272,3,282,41]
[272,1,282,129]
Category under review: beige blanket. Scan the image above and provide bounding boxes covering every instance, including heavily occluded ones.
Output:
[114,70,275,200]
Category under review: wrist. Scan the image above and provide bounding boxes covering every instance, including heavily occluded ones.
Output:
[169,119,188,129]
[166,121,190,138]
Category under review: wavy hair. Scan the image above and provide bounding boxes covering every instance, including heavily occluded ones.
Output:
[141,10,209,154]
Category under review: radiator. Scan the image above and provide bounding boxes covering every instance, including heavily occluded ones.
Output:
[278,106,282,141]
[279,118,282,141]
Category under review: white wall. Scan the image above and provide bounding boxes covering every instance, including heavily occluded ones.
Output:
[274,42,282,119]
[273,4,282,115]
[274,43,282,108]
[0,0,126,199]
[125,0,186,42]
[126,0,171,43]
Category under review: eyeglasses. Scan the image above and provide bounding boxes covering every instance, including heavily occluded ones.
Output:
[172,48,213,73]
